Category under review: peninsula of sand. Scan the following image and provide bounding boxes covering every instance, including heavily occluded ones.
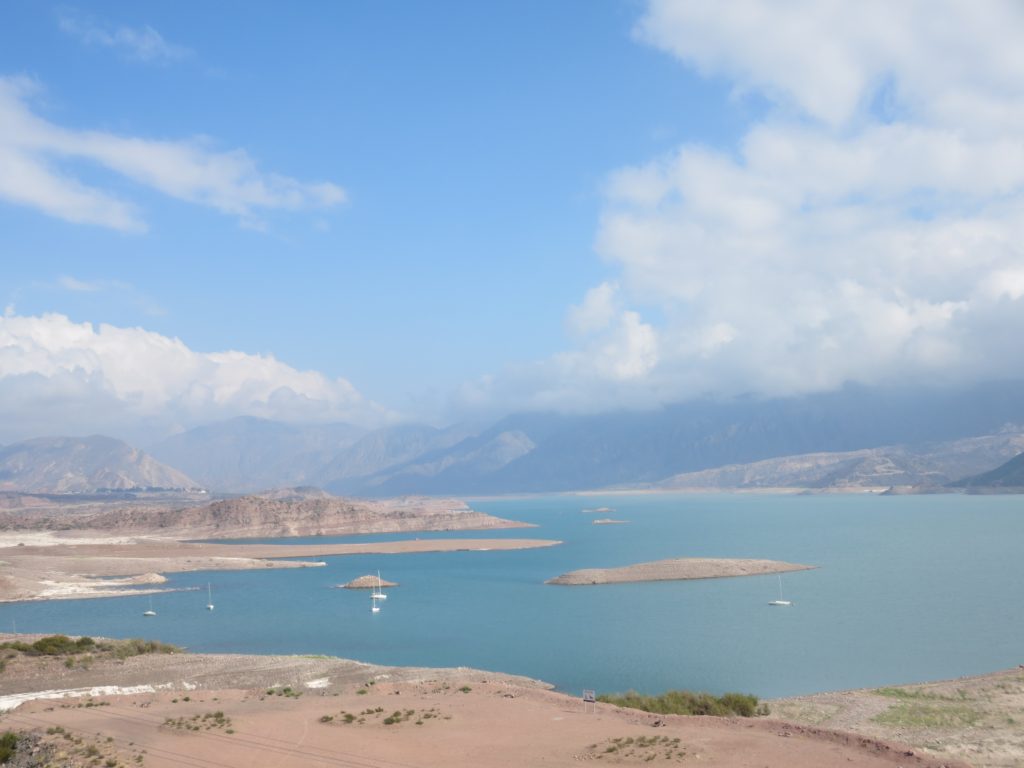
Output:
[0,488,560,602]
[546,557,814,585]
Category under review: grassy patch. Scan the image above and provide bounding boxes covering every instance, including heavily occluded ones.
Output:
[872,702,983,728]
[598,690,765,717]
[874,687,968,702]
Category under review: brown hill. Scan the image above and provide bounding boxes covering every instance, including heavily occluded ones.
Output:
[80,491,528,538]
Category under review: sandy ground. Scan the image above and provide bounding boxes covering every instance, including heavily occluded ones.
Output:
[772,667,1024,768]
[546,557,815,585]
[0,537,561,603]
[0,643,965,768]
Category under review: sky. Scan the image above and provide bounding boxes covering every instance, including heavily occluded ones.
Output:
[2,1,1024,444]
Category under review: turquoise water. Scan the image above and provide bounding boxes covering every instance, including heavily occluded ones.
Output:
[3,493,1023,698]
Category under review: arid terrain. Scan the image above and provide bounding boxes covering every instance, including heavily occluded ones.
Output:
[772,668,1024,768]
[0,534,560,603]
[0,637,969,768]
[0,488,526,539]
[546,557,815,585]
[0,489,557,603]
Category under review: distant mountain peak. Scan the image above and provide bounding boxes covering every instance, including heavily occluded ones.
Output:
[0,435,199,493]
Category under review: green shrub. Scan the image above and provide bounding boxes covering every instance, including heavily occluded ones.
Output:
[597,689,763,717]
[31,635,79,656]
[0,731,17,764]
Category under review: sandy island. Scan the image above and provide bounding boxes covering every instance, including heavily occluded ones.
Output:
[0,536,561,603]
[546,557,815,585]
[0,636,967,768]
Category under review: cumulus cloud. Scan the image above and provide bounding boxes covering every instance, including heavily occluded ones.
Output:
[0,77,346,231]
[58,9,192,64]
[0,313,390,443]
[456,0,1024,415]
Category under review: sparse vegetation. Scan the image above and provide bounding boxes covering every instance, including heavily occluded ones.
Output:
[598,690,764,717]
[589,735,687,762]
[163,711,233,732]
[265,686,301,698]
[0,731,18,764]
[0,636,179,665]
[325,706,442,727]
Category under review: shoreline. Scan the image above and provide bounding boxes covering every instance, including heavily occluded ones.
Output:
[0,536,562,603]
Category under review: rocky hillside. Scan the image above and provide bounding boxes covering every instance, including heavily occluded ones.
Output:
[80,488,527,538]
[148,417,365,492]
[948,451,1024,491]
[650,431,1024,491]
[0,436,199,494]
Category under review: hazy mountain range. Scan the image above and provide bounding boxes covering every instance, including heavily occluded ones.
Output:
[3,382,1024,495]
[950,451,1024,491]
[0,436,197,493]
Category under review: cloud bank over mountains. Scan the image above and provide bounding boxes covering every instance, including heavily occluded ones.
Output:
[0,312,389,444]
[455,0,1024,415]
[4,2,1024,440]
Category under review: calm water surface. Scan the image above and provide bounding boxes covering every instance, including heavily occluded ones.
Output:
[3,493,1022,698]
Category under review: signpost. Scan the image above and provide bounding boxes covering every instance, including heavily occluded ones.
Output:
[582,689,596,713]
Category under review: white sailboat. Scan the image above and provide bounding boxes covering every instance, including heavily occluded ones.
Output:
[768,574,791,606]
[143,596,157,617]
[206,583,215,611]
[371,570,387,601]
[371,594,381,613]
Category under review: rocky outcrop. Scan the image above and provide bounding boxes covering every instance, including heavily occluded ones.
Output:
[339,575,399,589]
[78,492,529,538]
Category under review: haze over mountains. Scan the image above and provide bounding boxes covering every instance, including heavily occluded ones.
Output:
[950,451,1024,491]
[0,436,197,494]
[3,382,1024,496]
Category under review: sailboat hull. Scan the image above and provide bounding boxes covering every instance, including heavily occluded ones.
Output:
[768,600,792,606]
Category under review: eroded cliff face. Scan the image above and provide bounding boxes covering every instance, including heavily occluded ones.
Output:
[72,493,527,538]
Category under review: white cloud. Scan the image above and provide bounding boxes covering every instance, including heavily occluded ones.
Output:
[0,313,391,443]
[57,275,103,292]
[455,0,1024,415]
[58,10,192,63]
[567,282,620,335]
[0,77,346,231]
[636,0,1024,131]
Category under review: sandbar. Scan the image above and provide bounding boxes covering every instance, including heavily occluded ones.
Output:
[547,557,814,585]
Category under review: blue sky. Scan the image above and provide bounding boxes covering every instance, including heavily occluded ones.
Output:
[0,2,746,415]
[2,1,1024,442]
